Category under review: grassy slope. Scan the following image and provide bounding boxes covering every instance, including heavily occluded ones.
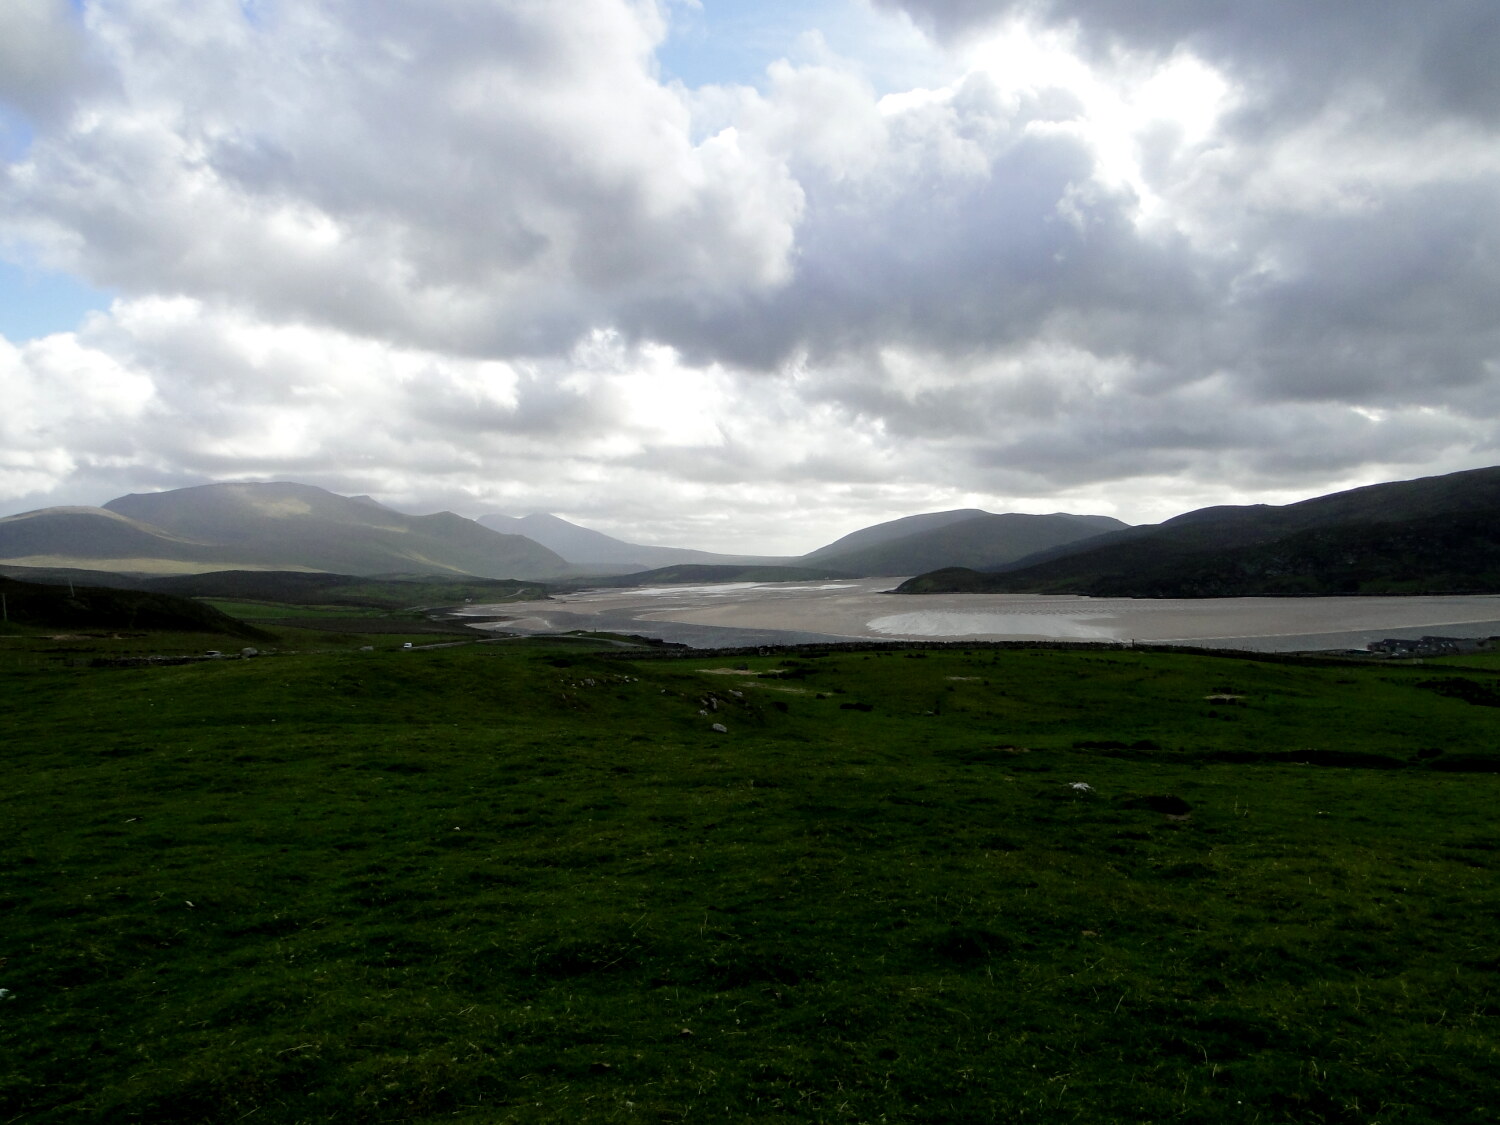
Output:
[3,569,552,614]
[3,638,1499,1122]
[0,575,271,640]
[145,571,551,609]
[908,511,1500,596]
[101,482,568,580]
[809,513,1127,577]
[902,467,1500,596]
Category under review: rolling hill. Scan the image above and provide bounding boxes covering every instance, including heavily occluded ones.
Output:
[2,482,567,579]
[897,466,1500,596]
[800,509,996,561]
[801,511,1128,576]
[0,573,269,638]
[0,506,244,573]
[479,508,1128,579]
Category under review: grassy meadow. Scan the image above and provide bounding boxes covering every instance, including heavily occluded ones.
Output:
[2,624,1498,1122]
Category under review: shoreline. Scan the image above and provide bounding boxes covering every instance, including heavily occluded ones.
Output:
[457,579,1500,653]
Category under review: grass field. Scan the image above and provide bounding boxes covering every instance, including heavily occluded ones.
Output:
[3,631,1498,1122]
[197,601,394,620]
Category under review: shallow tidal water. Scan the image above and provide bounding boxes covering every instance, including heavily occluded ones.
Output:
[459,577,1500,652]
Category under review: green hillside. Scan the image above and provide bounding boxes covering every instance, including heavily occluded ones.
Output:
[143,570,550,609]
[811,512,1125,576]
[800,509,994,560]
[99,482,566,579]
[4,631,1500,1121]
[0,507,241,571]
[900,466,1500,595]
[0,575,269,639]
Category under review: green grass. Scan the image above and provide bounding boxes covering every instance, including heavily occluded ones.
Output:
[198,600,394,620]
[3,640,1498,1122]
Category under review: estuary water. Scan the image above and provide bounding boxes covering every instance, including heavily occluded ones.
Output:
[459,577,1500,653]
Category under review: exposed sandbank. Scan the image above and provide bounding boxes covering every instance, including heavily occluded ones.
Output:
[460,578,1500,651]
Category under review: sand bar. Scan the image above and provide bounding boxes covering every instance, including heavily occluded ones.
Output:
[458,578,1500,651]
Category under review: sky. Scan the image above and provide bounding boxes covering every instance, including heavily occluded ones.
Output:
[2,1,1499,555]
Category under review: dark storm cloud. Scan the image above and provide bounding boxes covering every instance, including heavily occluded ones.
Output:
[880,1,1500,126]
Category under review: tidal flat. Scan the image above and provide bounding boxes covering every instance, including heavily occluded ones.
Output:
[467,577,1500,651]
[3,629,1499,1122]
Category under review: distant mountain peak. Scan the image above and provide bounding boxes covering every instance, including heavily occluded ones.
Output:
[476,511,783,570]
[4,481,568,579]
[900,464,1500,596]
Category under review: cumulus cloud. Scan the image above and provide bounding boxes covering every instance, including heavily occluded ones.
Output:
[878,1,1500,126]
[2,0,1500,551]
[4,0,803,354]
[0,0,99,126]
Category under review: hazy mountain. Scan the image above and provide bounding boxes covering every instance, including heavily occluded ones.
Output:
[478,512,787,569]
[0,507,244,573]
[1,482,567,579]
[898,466,1500,596]
[480,507,1126,578]
[802,511,1129,577]
[1,490,1127,582]
[801,510,994,561]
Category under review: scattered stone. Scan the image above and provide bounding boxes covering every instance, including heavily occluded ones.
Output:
[711,723,727,734]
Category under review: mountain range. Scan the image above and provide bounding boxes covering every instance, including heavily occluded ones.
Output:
[475,512,785,570]
[897,466,1500,596]
[6,466,1500,596]
[0,483,1123,582]
[0,483,564,580]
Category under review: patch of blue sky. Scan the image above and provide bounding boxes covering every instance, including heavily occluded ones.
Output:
[1,107,35,162]
[0,259,113,342]
[656,0,946,95]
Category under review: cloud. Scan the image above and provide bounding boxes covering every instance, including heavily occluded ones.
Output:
[2,0,1500,552]
[3,0,803,355]
[0,0,99,125]
[878,1,1500,125]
